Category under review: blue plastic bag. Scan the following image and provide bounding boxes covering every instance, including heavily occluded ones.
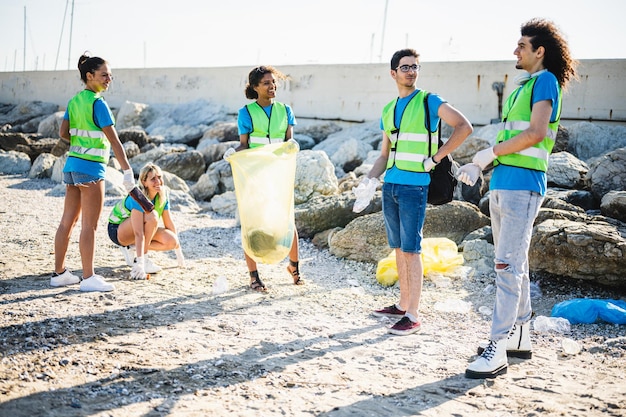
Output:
[551,299,626,325]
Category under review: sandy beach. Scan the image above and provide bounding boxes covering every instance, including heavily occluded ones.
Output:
[0,173,624,417]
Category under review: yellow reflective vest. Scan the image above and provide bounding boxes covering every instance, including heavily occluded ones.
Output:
[67,89,112,163]
[495,75,562,172]
[246,102,288,148]
[382,90,438,172]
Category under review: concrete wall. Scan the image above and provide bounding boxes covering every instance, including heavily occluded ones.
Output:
[0,59,624,126]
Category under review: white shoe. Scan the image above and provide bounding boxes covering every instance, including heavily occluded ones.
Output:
[477,323,532,359]
[466,339,508,379]
[144,256,162,274]
[120,245,135,267]
[80,274,115,292]
[50,269,80,287]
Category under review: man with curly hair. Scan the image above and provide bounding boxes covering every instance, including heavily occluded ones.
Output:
[458,18,578,379]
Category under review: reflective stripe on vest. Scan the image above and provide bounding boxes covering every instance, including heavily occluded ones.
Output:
[382,90,436,172]
[67,89,112,163]
[495,76,561,172]
[247,102,288,148]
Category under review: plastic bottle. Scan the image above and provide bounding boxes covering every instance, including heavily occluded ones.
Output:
[561,338,581,355]
[212,276,229,295]
[128,187,154,212]
[533,315,571,333]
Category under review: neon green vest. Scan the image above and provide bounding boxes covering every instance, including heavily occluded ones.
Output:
[108,190,167,225]
[246,102,288,148]
[495,76,562,172]
[67,89,112,163]
[382,90,438,172]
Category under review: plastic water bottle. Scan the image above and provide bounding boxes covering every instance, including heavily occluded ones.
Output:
[561,338,581,355]
[212,276,228,295]
[533,315,571,333]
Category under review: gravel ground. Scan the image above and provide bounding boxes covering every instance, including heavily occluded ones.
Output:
[0,173,624,417]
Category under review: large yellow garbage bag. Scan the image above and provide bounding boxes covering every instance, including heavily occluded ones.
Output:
[228,140,299,264]
[421,238,464,275]
[376,251,397,287]
[375,238,464,286]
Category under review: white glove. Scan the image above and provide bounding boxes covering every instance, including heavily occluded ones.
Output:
[122,169,135,193]
[473,147,497,170]
[352,177,380,213]
[456,163,482,186]
[130,256,147,280]
[175,246,186,268]
[223,147,236,161]
[423,157,438,172]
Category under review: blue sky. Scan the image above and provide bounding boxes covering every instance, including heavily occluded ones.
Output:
[1,0,624,71]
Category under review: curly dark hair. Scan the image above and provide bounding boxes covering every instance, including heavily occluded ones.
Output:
[244,65,288,100]
[521,18,578,90]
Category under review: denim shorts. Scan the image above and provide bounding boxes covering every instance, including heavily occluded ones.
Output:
[107,222,122,246]
[382,182,428,253]
[63,171,102,186]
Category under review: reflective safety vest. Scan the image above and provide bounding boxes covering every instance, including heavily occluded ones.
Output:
[108,190,167,225]
[67,89,112,163]
[246,102,288,148]
[382,90,438,172]
[495,75,562,172]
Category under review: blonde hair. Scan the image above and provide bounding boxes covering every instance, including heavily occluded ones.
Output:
[138,163,166,203]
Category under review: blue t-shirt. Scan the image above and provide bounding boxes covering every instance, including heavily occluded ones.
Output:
[380,90,445,186]
[125,194,170,213]
[237,102,296,135]
[490,70,560,195]
[63,96,115,179]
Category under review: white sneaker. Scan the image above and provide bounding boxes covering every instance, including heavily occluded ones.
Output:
[144,256,162,274]
[80,274,115,292]
[120,245,135,267]
[465,339,508,379]
[50,269,80,287]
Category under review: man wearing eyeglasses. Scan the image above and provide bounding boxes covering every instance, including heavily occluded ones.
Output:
[365,48,473,335]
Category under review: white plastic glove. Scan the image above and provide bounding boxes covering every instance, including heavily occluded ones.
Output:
[423,157,438,172]
[473,147,497,170]
[130,256,147,280]
[456,163,482,186]
[223,147,236,161]
[352,177,380,213]
[175,246,186,268]
[122,168,135,193]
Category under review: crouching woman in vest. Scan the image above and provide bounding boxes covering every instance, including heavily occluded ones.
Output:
[52,53,135,292]
[108,163,182,280]
[225,65,304,292]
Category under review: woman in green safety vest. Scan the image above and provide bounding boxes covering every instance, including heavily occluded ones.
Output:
[225,65,303,292]
[108,163,182,280]
[51,53,135,293]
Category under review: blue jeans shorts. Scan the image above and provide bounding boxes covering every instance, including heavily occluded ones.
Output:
[108,222,122,246]
[63,171,102,186]
[382,182,428,253]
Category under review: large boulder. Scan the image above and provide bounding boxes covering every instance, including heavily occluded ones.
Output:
[530,218,626,288]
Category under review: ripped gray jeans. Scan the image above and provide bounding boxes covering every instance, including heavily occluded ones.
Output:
[489,189,543,341]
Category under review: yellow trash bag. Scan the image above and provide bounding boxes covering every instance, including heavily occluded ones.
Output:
[227,140,299,264]
[375,238,464,286]
[376,251,398,286]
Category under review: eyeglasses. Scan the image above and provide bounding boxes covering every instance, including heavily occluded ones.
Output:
[395,64,421,73]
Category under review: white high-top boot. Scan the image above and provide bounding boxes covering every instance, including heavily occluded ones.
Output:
[477,323,532,359]
[507,323,532,358]
[466,339,508,379]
